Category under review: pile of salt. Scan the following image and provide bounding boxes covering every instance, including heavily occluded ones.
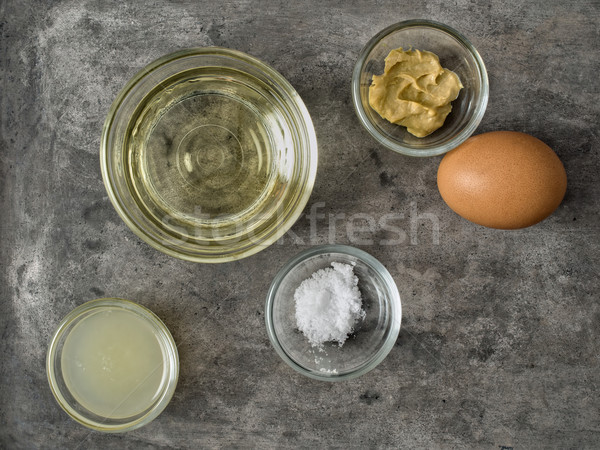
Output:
[294,262,365,348]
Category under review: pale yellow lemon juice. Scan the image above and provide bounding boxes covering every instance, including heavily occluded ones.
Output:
[60,308,166,418]
[47,299,178,431]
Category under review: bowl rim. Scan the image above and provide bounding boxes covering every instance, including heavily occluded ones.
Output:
[265,244,402,381]
[46,298,179,432]
[100,47,318,263]
[351,19,489,157]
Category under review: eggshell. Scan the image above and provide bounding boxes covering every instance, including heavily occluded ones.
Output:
[437,131,567,229]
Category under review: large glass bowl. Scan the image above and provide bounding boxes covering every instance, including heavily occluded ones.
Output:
[352,20,488,157]
[46,298,179,432]
[101,48,318,262]
[265,245,402,381]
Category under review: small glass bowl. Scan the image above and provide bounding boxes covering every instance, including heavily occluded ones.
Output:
[101,48,318,263]
[352,19,489,157]
[265,245,401,381]
[46,298,179,432]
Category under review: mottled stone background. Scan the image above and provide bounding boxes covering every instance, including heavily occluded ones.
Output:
[1,0,599,448]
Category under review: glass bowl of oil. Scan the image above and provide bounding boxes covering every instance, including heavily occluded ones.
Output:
[46,298,179,432]
[101,48,318,262]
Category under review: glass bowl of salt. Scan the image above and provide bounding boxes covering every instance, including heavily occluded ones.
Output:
[265,245,401,381]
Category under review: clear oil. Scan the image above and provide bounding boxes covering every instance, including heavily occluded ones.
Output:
[126,67,291,231]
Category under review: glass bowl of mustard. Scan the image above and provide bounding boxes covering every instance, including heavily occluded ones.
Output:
[265,245,402,381]
[352,19,489,157]
[46,298,179,432]
[101,48,318,263]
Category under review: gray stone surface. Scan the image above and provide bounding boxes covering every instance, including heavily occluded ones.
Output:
[1,0,599,448]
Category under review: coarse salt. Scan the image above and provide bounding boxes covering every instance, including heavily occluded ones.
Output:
[294,262,366,348]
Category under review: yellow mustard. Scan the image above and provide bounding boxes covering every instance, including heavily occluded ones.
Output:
[369,48,463,137]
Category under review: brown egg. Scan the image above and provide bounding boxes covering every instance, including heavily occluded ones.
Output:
[437,131,567,229]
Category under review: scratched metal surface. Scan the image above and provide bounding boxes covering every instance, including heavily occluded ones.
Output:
[1,0,599,448]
